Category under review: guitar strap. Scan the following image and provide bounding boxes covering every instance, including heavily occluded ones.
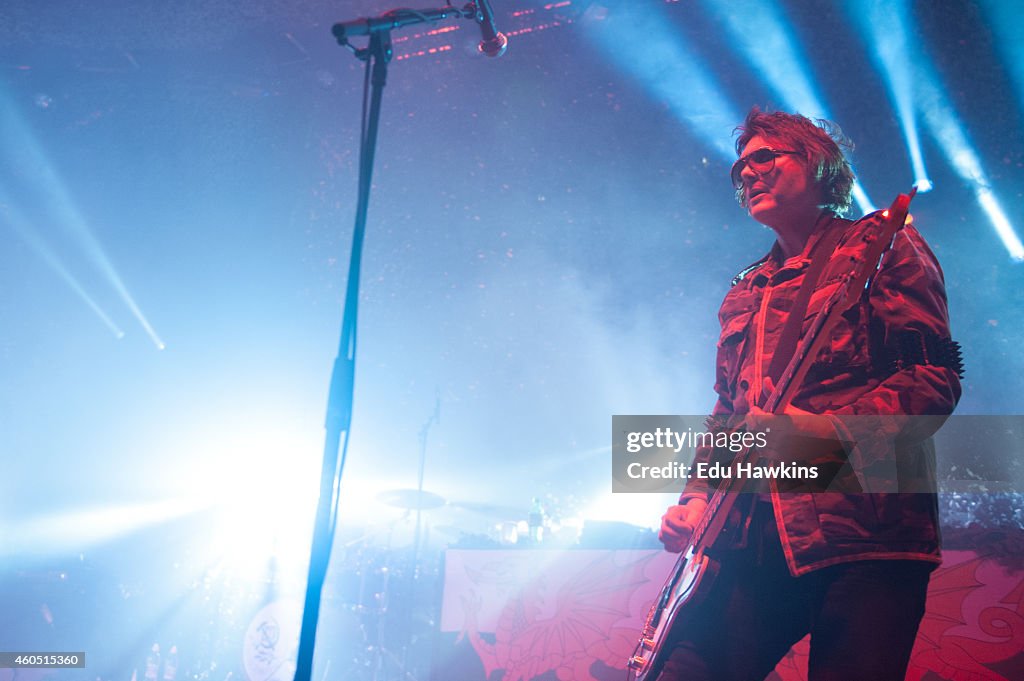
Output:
[763,213,847,402]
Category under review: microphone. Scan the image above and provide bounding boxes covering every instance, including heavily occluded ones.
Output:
[474,0,508,58]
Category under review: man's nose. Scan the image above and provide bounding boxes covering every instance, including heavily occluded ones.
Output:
[740,162,759,185]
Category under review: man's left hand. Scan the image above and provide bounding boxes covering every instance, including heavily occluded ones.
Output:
[745,404,839,445]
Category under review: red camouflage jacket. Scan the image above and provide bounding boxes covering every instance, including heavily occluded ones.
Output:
[681,209,962,576]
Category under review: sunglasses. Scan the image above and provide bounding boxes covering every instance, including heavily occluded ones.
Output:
[730,147,800,189]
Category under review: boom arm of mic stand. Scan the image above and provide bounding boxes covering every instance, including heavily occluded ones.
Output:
[333,6,475,44]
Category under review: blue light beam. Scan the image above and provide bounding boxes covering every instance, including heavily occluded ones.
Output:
[0,198,126,339]
[699,0,876,214]
[978,0,1024,116]
[847,0,931,192]
[580,2,742,159]
[0,91,167,348]
[913,59,1024,261]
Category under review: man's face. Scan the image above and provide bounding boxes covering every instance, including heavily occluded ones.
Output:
[736,135,822,228]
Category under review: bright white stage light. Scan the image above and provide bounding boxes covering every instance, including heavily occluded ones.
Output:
[5,499,205,556]
[584,490,679,530]
[181,433,320,581]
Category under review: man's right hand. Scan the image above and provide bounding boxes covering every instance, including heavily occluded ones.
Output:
[658,499,709,553]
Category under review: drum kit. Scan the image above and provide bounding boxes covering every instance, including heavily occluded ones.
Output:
[317,487,530,681]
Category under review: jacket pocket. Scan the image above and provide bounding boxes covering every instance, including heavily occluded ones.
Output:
[803,285,870,369]
[716,308,754,399]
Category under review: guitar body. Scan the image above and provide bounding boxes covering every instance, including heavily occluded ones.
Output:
[628,547,719,680]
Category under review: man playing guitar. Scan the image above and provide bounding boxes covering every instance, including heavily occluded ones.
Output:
[653,109,962,681]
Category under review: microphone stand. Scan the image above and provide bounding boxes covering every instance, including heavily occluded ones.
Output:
[293,7,484,681]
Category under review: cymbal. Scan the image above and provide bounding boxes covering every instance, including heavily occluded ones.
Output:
[377,488,446,510]
[450,501,527,519]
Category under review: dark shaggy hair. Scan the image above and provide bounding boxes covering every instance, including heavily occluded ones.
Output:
[734,108,856,216]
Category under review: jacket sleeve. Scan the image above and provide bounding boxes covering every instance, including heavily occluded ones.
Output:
[828,223,961,473]
[678,282,749,503]
[838,224,960,418]
[679,398,734,503]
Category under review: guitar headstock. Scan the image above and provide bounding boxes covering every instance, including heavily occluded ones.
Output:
[841,186,918,299]
[879,186,917,238]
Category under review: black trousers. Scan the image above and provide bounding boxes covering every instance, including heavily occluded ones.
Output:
[656,502,933,681]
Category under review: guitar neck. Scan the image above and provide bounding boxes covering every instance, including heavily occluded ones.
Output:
[688,446,756,549]
[690,191,915,550]
[767,192,914,414]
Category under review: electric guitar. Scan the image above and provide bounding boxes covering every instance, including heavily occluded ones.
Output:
[626,189,916,681]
